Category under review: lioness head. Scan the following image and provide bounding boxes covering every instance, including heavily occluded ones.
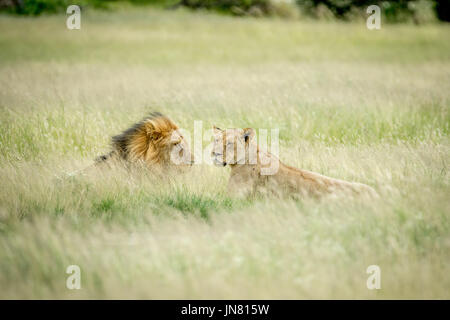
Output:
[212,126,257,166]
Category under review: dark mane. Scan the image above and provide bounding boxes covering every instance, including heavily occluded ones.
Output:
[111,112,164,158]
[95,112,172,163]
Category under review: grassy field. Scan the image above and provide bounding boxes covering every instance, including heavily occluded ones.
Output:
[0,6,449,299]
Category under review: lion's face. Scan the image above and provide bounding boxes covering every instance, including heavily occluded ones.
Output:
[167,129,192,168]
[113,113,193,170]
[212,126,256,166]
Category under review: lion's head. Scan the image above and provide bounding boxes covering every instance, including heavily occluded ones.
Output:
[111,112,192,169]
[211,126,257,167]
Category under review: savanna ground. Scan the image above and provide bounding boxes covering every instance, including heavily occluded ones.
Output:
[0,6,449,299]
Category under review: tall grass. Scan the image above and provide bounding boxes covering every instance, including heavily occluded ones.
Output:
[0,7,449,298]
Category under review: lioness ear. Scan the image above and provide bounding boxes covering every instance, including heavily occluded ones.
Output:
[213,125,222,133]
[243,128,255,143]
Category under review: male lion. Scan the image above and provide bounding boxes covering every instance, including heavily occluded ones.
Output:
[94,112,192,172]
[212,126,377,198]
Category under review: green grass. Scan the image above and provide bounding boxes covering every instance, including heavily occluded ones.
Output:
[0,7,449,299]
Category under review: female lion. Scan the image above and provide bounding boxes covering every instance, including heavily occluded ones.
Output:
[211,126,377,199]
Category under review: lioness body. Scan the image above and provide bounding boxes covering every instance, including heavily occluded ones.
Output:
[228,158,376,198]
[213,127,377,198]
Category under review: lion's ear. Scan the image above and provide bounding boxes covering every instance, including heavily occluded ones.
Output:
[243,128,255,143]
[213,125,222,133]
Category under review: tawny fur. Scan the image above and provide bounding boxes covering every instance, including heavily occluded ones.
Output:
[212,127,377,199]
[95,112,191,171]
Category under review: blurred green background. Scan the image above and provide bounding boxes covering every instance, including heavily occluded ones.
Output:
[1,0,449,22]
